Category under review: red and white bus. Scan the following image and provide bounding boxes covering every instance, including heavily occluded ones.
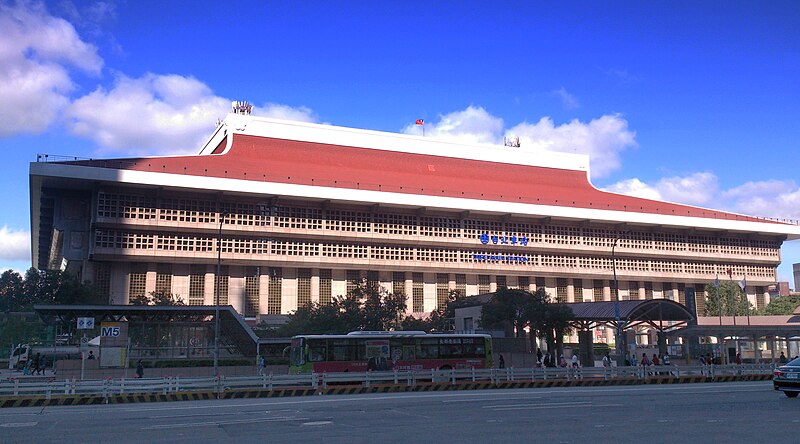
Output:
[288,331,493,374]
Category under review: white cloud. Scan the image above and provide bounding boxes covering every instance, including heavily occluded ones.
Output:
[0,226,30,262]
[401,106,504,145]
[603,173,800,223]
[722,180,800,221]
[603,178,662,201]
[653,172,718,206]
[604,172,718,206]
[67,73,231,155]
[252,103,317,123]
[552,87,579,110]
[0,1,102,137]
[508,114,637,179]
[400,107,637,180]
[66,73,321,156]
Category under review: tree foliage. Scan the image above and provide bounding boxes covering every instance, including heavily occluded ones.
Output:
[267,278,408,337]
[705,280,752,316]
[479,287,539,337]
[129,290,185,306]
[756,294,800,316]
[0,268,104,312]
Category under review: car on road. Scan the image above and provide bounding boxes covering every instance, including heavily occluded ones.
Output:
[773,356,800,397]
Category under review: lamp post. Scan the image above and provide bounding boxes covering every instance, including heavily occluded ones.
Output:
[213,212,225,377]
[612,231,627,367]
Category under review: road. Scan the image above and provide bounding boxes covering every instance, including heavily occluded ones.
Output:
[0,381,796,443]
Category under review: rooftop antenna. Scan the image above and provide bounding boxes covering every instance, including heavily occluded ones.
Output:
[231,100,253,115]
[503,136,520,148]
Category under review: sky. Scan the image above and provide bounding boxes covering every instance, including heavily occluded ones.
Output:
[1,0,799,285]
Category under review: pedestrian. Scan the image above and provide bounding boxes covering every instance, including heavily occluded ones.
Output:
[498,354,505,369]
[735,353,742,365]
[136,360,144,378]
[640,353,651,367]
[543,353,551,368]
[706,353,714,365]
[258,355,266,376]
[780,352,788,364]
[536,348,543,366]
[32,354,40,375]
[602,352,611,368]
[571,354,579,368]
[662,353,671,366]
[37,356,46,375]
[559,355,568,368]
[652,353,660,366]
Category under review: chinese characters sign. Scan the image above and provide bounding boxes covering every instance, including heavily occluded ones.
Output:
[479,233,528,246]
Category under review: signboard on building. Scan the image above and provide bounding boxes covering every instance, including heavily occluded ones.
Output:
[99,322,128,348]
[77,317,95,330]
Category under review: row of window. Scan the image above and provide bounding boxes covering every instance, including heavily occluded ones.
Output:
[94,230,776,279]
[96,191,780,257]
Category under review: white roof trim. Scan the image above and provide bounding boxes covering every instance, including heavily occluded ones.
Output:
[198,114,590,173]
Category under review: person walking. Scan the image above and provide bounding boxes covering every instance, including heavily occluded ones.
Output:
[498,354,505,369]
[258,355,266,376]
[136,360,144,378]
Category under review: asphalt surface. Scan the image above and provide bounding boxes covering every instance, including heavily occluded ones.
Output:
[0,381,796,443]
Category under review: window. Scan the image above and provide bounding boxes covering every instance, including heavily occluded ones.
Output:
[392,272,406,296]
[556,278,568,303]
[593,280,604,302]
[245,267,261,317]
[297,268,311,308]
[267,268,282,314]
[478,275,490,294]
[436,273,449,311]
[189,265,205,306]
[412,272,424,312]
[574,279,583,302]
[319,269,332,305]
[214,266,229,305]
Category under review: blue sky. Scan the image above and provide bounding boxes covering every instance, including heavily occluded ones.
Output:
[1,0,799,285]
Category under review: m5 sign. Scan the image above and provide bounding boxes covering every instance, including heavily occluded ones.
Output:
[101,326,121,337]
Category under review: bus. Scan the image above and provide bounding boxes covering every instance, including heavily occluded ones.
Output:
[288,331,493,374]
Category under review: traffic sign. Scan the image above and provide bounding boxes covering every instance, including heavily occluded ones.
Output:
[77,317,95,329]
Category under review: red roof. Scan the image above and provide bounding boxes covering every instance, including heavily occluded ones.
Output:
[65,134,775,224]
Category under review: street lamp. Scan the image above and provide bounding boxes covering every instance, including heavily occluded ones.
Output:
[213,212,226,377]
[612,231,628,367]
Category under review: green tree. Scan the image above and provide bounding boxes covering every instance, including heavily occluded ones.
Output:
[705,280,752,316]
[479,287,537,337]
[539,303,575,359]
[0,270,24,312]
[756,294,800,315]
[129,290,185,306]
[270,277,408,336]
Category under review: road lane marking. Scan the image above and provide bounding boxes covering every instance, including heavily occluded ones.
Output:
[301,421,332,426]
[0,422,38,428]
[142,416,309,430]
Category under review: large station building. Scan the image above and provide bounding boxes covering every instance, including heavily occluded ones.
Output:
[29,107,800,326]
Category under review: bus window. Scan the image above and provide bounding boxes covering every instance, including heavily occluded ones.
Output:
[309,343,326,362]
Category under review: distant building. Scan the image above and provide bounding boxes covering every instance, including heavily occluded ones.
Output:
[794,263,800,293]
[769,282,791,298]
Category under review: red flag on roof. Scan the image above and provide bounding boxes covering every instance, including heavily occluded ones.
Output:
[415,119,424,125]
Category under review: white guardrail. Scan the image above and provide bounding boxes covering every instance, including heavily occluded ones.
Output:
[0,364,775,400]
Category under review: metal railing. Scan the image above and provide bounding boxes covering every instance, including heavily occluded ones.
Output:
[0,364,775,401]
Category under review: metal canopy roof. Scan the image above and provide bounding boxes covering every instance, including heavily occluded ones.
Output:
[33,304,259,356]
[565,299,695,332]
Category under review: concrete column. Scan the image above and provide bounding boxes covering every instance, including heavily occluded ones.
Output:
[578,330,594,367]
